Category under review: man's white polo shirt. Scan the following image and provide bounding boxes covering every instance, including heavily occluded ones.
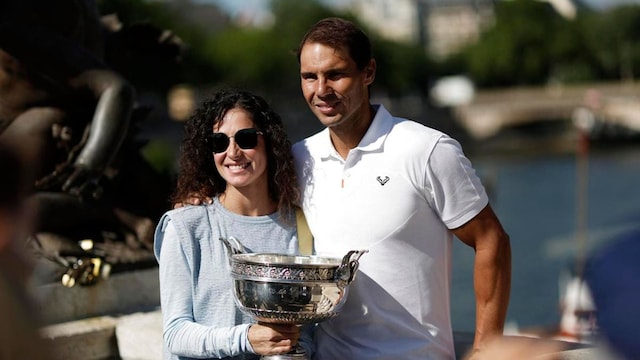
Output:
[292,104,488,360]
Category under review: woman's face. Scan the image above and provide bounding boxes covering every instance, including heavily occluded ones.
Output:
[212,108,268,192]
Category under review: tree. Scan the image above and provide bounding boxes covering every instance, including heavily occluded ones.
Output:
[581,5,640,81]
[460,0,569,87]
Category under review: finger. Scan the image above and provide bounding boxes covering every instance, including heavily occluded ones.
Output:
[265,341,294,355]
[273,332,300,346]
[263,323,300,332]
[258,327,298,341]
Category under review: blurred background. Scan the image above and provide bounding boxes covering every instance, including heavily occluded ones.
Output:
[98,0,640,337]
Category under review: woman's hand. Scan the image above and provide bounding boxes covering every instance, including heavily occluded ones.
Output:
[248,323,301,356]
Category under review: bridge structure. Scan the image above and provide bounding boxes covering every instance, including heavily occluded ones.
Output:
[452,82,640,140]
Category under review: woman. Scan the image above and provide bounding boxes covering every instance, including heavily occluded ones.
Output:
[154,89,306,359]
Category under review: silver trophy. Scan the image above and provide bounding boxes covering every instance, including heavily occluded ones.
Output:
[221,237,367,360]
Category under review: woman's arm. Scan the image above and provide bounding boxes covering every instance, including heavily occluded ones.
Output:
[157,220,253,358]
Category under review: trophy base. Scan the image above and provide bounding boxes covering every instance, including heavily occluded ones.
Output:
[261,346,308,359]
[261,355,308,360]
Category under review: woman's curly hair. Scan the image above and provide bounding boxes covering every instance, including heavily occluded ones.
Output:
[171,89,299,215]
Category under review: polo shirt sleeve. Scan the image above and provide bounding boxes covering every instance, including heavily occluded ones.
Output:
[426,136,488,229]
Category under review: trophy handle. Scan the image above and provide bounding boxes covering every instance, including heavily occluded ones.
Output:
[219,236,248,264]
[336,249,368,286]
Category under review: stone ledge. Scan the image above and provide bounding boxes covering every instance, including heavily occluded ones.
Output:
[116,311,164,360]
[33,267,160,325]
[41,312,615,360]
[40,310,163,360]
[41,316,120,360]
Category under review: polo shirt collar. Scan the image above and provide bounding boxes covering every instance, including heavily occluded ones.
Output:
[320,104,393,160]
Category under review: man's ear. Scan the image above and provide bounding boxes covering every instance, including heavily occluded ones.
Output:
[364,59,376,86]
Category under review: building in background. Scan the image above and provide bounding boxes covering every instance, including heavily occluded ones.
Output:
[350,0,577,59]
[351,0,495,59]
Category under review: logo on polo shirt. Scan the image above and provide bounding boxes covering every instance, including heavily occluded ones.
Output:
[376,176,390,186]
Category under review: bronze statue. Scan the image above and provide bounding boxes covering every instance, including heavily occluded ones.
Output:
[0,0,180,285]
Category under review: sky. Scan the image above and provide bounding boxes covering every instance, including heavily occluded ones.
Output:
[207,0,267,17]
[583,0,640,8]
[199,0,640,15]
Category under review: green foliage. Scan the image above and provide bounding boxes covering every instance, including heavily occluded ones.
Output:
[97,0,640,93]
[195,0,341,92]
[373,38,433,96]
[270,0,337,38]
[194,0,432,96]
[580,5,640,80]
[461,0,565,87]
[546,16,598,83]
[455,1,640,87]
[141,139,177,175]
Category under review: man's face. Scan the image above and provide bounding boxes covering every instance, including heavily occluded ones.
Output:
[299,42,375,130]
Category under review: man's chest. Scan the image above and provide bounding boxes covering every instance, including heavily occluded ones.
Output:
[302,156,429,250]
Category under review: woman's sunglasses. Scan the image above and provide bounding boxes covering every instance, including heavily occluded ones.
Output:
[206,128,264,153]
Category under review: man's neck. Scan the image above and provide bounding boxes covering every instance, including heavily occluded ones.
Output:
[329,104,375,159]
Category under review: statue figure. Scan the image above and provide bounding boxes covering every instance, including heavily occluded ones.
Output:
[0,0,181,285]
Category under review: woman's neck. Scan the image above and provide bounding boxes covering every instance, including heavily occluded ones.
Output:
[219,188,277,216]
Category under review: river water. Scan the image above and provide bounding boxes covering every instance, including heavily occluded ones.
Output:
[450,144,640,332]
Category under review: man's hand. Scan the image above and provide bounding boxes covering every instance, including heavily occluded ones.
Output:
[464,336,563,360]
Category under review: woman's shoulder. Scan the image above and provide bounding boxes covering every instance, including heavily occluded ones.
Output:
[159,205,214,230]
[166,204,210,217]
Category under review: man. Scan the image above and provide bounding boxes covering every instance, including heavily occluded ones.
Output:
[292,17,511,360]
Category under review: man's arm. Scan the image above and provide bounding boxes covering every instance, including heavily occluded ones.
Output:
[452,204,511,358]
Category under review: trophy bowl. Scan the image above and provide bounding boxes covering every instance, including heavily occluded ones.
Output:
[229,251,367,324]
[221,237,367,359]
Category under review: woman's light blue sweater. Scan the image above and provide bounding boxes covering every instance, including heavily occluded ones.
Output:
[154,199,300,359]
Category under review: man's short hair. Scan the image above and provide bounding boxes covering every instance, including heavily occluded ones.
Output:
[296,17,372,70]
